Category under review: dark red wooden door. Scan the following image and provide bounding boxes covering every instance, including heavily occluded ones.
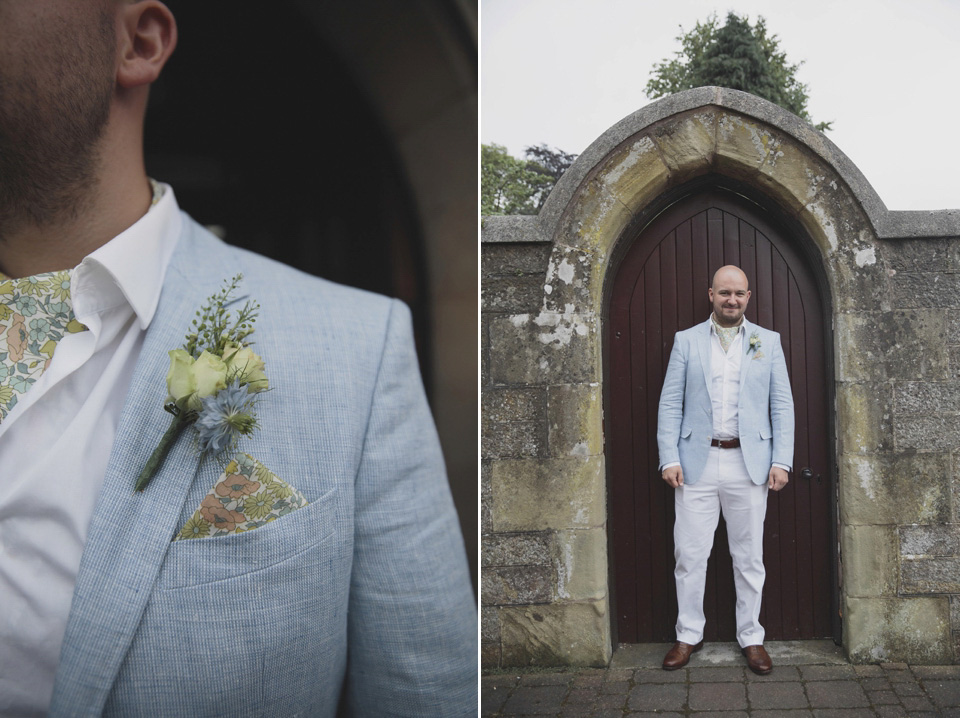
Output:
[608,189,834,644]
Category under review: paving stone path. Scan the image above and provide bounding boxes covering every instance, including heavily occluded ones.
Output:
[482,663,960,717]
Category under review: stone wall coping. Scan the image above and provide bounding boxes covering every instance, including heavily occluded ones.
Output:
[481,87,960,244]
[481,214,547,243]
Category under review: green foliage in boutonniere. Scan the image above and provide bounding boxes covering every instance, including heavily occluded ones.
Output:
[747,331,761,354]
[135,275,268,492]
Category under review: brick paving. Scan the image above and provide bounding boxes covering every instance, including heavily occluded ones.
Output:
[482,662,960,717]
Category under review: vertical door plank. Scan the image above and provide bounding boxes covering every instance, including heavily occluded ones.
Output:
[629,267,650,642]
[692,212,711,320]
[740,223,758,324]
[788,274,815,637]
[676,220,695,332]
[803,273,832,637]
[770,245,800,636]
[644,252,674,639]
[723,211,741,267]
[708,208,724,274]
[609,264,637,642]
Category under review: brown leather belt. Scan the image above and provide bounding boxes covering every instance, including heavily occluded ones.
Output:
[711,438,741,449]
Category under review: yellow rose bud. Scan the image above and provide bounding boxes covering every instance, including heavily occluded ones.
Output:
[221,341,240,361]
[244,367,269,394]
[188,350,229,411]
[224,344,268,393]
[166,349,197,410]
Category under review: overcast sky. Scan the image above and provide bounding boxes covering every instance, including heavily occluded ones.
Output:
[481,0,960,211]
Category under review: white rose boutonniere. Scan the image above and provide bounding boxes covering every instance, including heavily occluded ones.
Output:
[135,274,268,492]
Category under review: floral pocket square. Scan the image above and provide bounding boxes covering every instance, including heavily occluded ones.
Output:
[752,351,765,360]
[175,454,308,541]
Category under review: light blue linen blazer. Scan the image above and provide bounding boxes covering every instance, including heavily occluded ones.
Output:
[657,317,794,486]
[48,216,477,716]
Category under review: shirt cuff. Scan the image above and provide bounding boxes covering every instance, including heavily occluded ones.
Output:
[661,462,681,470]
[772,463,791,472]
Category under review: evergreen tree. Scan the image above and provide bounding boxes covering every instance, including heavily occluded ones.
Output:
[646,12,831,132]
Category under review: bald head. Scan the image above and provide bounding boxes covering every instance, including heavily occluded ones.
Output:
[708,265,751,327]
[712,265,749,291]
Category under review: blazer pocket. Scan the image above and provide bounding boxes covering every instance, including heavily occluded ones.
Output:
[156,487,337,590]
[120,486,348,715]
[759,428,772,440]
[680,426,693,439]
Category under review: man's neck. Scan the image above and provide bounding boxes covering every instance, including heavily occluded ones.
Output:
[0,169,153,279]
[711,313,744,330]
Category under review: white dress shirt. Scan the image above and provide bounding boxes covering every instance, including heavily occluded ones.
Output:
[709,319,743,440]
[0,185,181,717]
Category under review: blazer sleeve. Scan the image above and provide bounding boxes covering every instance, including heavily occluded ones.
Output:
[657,334,687,470]
[769,334,795,470]
[344,300,476,717]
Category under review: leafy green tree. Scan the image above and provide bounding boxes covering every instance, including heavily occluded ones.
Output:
[646,12,831,132]
[481,143,559,215]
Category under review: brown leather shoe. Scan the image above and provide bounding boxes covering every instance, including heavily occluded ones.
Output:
[662,640,703,670]
[742,644,773,675]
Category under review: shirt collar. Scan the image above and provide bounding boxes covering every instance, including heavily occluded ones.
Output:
[72,182,182,330]
[709,314,745,336]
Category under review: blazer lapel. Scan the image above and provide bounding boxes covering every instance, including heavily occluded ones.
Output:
[696,318,712,402]
[49,222,240,714]
[738,318,755,392]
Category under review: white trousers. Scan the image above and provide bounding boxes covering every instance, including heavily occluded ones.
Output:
[673,446,768,648]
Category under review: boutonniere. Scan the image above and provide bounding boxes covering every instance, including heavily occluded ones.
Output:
[135,275,268,492]
[747,331,761,354]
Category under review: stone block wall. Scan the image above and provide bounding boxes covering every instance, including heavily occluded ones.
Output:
[481,237,610,668]
[834,236,960,664]
[885,238,960,661]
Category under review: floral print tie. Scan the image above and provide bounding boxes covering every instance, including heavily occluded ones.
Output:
[712,316,739,354]
[0,270,88,421]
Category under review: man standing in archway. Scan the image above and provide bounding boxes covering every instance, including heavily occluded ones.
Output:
[657,265,794,674]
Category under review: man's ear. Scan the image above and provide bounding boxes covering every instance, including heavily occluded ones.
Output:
[116,1,178,88]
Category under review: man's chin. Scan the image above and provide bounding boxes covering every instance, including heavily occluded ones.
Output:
[714,311,743,327]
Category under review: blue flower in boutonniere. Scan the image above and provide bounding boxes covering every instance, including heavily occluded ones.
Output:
[134,274,268,492]
[194,382,260,455]
[747,331,761,354]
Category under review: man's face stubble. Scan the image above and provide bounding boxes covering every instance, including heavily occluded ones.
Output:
[0,1,117,235]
